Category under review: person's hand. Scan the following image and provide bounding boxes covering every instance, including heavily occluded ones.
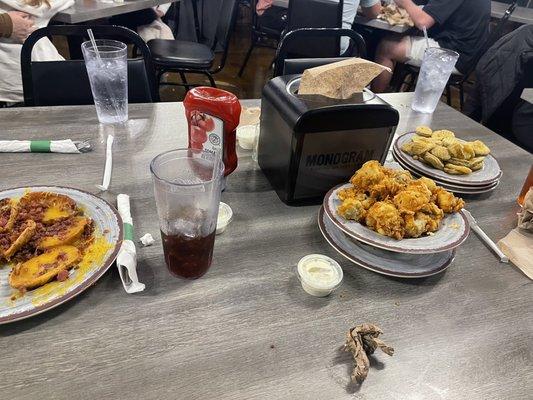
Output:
[7,11,35,43]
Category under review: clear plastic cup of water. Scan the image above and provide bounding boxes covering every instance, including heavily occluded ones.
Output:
[82,40,128,124]
[411,47,459,114]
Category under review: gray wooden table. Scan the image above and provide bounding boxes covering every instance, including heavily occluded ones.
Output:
[491,1,533,24]
[53,0,180,24]
[0,94,532,400]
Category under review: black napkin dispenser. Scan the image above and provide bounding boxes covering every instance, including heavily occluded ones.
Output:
[257,75,399,205]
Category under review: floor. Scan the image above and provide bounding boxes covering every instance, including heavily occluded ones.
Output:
[160,4,276,101]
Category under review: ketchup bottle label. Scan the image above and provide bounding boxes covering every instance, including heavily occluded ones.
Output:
[189,110,224,156]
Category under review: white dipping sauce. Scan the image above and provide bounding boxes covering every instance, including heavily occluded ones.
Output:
[236,125,258,150]
[297,254,343,297]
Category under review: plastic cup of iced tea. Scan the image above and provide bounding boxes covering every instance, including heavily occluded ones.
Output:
[150,149,224,279]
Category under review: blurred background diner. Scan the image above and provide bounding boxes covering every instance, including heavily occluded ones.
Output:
[0,0,531,150]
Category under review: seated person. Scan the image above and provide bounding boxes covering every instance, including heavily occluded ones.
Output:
[0,0,74,104]
[110,5,174,43]
[256,0,381,54]
[340,0,381,54]
[0,11,35,42]
[372,0,490,93]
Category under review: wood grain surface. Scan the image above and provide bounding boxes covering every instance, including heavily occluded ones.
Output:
[0,94,532,400]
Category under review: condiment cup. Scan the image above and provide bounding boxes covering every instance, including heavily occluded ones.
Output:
[237,125,258,150]
[216,202,233,235]
[296,254,343,297]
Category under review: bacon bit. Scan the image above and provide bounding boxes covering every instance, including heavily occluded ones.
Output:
[57,252,67,261]
[56,270,69,282]
[103,229,110,234]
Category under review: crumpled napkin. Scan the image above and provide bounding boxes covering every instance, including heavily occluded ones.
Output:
[498,188,533,280]
[0,139,80,153]
[518,187,533,231]
[116,194,145,293]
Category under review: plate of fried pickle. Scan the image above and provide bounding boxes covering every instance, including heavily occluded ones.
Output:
[393,127,502,190]
[323,161,470,255]
[0,187,122,324]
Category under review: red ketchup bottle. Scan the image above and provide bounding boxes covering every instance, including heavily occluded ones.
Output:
[184,87,241,178]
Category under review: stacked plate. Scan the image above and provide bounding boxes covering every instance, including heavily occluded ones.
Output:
[319,184,471,278]
[392,132,502,194]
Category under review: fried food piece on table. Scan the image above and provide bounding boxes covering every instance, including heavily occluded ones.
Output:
[349,160,386,189]
[423,152,445,170]
[0,198,18,233]
[404,211,441,238]
[393,180,432,214]
[0,220,37,260]
[17,192,79,224]
[337,198,367,222]
[471,140,490,156]
[9,245,81,290]
[418,177,438,194]
[444,164,472,175]
[37,216,89,249]
[432,129,455,140]
[365,201,405,240]
[435,188,465,213]
[415,125,433,137]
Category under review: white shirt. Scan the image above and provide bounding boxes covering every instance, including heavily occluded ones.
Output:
[340,0,380,53]
[0,0,75,103]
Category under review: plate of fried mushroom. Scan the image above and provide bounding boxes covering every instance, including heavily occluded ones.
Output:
[323,161,470,255]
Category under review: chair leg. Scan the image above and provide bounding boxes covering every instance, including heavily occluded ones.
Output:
[179,72,190,91]
[204,72,216,87]
[445,84,452,106]
[238,42,255,77]
[459,83,465,111]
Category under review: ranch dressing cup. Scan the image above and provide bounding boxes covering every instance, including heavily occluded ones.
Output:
[296,254,343,297]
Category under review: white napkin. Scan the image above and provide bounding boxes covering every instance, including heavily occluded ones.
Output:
[97,135,114,191]
[116,194,145,293]
[0,140,80,153]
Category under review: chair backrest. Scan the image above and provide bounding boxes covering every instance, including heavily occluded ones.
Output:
[285,0,343,58]
[21,25,158,107]
[460,0,518,78]
[273,28,366,77]
[211,0,239,71]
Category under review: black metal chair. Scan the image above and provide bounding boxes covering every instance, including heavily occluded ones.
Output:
[147,0,239,89]
[283,0,344,59]
[273,28,367,77]
[21,25,158,107]
[391,0,518,110]
[237,0,287,77]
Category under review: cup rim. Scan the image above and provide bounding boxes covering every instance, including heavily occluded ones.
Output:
[150,148,224,187]
[424,46,459,59]
[81,39,127,55]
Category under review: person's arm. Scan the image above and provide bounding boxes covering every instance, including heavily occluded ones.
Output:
[0,13,13,38]
[2,11,35,43]
[361,0,381,19]
[393,0,435,30]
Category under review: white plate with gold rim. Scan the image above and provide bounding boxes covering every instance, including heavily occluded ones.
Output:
[0,186,122,324]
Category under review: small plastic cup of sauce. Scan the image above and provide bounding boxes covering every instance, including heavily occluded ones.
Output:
[216,202,233,235]
[236,124,258,150]
[296,254,343,297]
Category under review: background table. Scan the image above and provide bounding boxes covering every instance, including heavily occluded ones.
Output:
[491,1,533,25]
[1,94,532,400]
[53,0,180,24]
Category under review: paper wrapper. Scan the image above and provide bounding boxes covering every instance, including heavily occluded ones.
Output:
[97,135,114,191]
[298,58,390,99]
[116,194,145,293]
[0,140,80,153]
[497,188,533,280]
